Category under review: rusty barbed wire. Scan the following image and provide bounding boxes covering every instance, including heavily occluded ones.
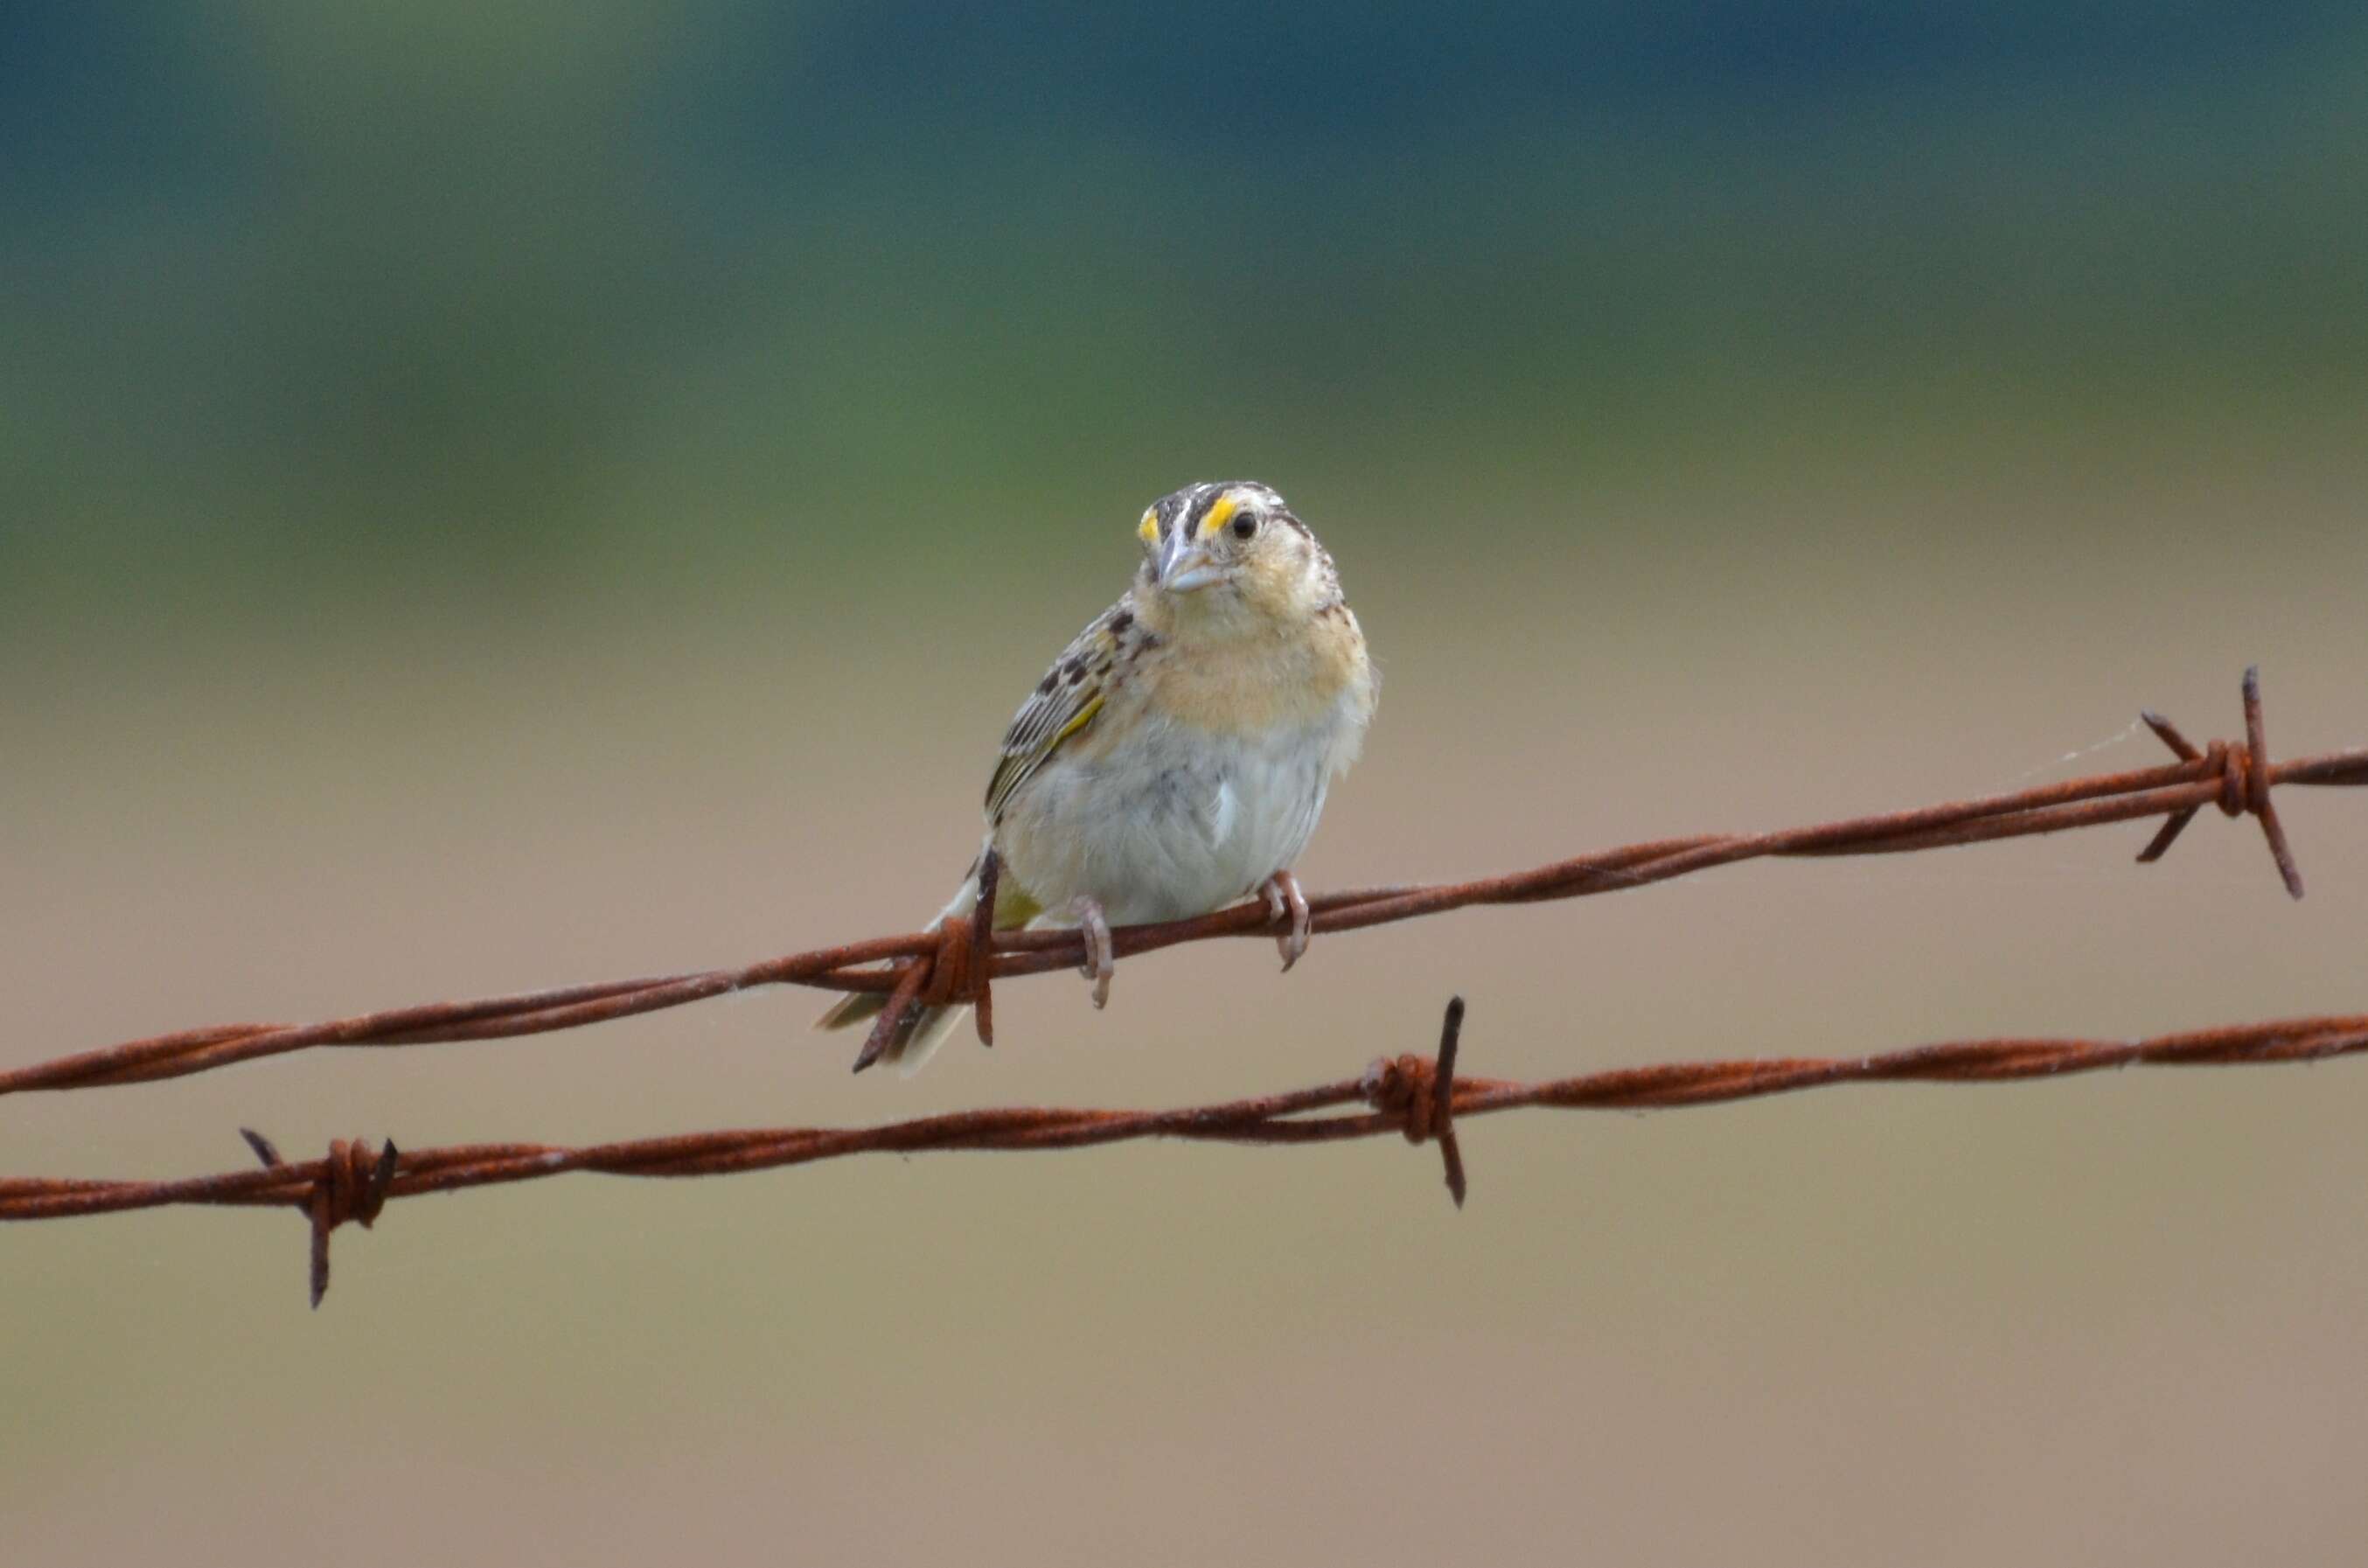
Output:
[4,667,2363,1098]
[7,999,2368,1306]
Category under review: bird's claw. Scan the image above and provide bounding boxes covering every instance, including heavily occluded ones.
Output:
[1070,895,1115,1009]
[1261,870,1311,972]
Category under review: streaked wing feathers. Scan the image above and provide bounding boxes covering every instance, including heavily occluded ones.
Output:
[984,601,1130,821]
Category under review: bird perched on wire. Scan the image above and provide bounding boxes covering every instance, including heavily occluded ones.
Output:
[819,480,1378,1074]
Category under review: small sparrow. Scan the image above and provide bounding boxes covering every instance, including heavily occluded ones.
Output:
[820,480,1377,1073]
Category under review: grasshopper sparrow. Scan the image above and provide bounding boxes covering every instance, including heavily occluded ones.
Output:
[821,480,1376,1072]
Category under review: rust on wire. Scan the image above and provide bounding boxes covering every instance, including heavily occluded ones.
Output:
[8,1001,2368,1304]
[5,668,2361,1097]
[971,847,1000,1047]
[237,1127,398,1307]
[852,957,929,1075]
[2137,666,2303,897]
[1362,994,1467,1207]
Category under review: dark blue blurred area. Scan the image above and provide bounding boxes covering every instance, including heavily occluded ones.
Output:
[770,2,2337,143]
[7,3,2347,186]
[3,3,2362,627]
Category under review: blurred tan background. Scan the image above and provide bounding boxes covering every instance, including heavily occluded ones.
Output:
[7,6,2368,1565]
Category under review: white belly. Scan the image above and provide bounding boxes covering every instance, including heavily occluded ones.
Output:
[994,704,1354,925]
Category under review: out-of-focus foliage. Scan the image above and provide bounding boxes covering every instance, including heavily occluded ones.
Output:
[6,3,2364,634]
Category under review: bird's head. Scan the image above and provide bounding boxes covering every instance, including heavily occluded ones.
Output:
[1133,481,1339,630]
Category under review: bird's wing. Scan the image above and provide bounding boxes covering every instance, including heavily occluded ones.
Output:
[985,598,1133,822]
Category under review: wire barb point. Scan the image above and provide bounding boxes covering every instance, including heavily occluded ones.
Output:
[1362,996,1470,1209]
[303,1135,398,1309]
[233,1131,400,1307]
[851,958,929,1074]
[2134,667,2304,899]
[971,848,1000,1048]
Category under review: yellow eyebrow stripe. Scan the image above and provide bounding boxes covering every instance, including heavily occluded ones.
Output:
[1198,493,1238,539]
[1138,510,1159,545]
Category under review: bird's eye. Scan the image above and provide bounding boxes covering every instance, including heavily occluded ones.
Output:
[1230,514,1257,540]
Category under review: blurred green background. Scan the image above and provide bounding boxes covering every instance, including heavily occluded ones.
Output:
[7,6,2368,1565]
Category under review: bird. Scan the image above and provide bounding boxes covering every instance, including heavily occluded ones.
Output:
[818,479,1378,1074]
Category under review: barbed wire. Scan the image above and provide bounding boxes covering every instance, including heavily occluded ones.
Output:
[7,667,2368,1306]
[4,667,2363,1098]
[7,999,2366,1306]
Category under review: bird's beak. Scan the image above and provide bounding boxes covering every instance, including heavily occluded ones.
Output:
[1158,528,1223,593]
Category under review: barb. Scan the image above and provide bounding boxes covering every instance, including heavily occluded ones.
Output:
[4,666,2364,1100]
[7,1000,2367,1303]
[239,1128,398,1307]
[2137,667,2305,896]
[1363,994,1467,1207]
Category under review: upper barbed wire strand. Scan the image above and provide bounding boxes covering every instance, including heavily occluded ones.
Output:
[3,666,2364,1099]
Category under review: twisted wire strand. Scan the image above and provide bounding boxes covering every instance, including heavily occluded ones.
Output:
[7,668,2368,1304]
[5,668,2362,1098]
[6,1001,2365,1305]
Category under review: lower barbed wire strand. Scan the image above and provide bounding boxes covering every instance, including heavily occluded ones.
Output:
[7,1006,2366,1229]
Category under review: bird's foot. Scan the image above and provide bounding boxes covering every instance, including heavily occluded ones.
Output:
[1260,870,1311,972]
[1068,895,1116,1009]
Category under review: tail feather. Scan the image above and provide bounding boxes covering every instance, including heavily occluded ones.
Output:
[814,990,969,1077]
[815,846,1034,1077]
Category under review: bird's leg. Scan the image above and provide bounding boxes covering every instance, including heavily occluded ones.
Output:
[1260,869,1311,972]
[1067,894,1116,1009]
